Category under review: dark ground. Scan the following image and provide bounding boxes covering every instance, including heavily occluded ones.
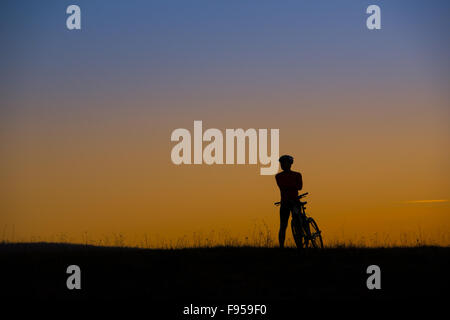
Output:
[0,243,449,315]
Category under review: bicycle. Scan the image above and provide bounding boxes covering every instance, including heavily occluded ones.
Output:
[274,192,323,249]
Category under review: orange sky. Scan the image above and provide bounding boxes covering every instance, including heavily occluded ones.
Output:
[1,1,449,247]
[2,88,449,246]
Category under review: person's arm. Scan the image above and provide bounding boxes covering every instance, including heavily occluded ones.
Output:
[297,173,303,190]
[275,175,282,189]
[276,174,289,192]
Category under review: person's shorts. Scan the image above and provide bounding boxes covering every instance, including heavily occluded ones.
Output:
[279,200,301,228]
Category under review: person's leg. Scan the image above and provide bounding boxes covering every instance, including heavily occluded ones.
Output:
[279,204,290,248]
[291,204,301,229]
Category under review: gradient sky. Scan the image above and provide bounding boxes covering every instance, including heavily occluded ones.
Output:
[1,1,449,246]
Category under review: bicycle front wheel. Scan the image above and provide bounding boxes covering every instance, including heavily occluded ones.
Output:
[307,218,323,249]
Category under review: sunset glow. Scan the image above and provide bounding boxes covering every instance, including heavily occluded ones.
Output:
[2,1,449,247]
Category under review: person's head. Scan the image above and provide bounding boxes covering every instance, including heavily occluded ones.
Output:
[279,155,294,171]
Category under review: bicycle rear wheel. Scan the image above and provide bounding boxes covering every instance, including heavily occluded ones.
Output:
[291,216,306,249]
[306,218,323,249]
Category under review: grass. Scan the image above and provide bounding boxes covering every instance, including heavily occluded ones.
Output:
[2,221,448,306]
[2,222,449,249]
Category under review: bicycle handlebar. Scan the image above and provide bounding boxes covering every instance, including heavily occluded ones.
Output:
[274,192,309,206]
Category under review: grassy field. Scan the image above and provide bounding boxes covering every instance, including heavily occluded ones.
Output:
[0,242,448,305]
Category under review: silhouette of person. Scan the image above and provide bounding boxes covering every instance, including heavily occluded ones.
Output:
[275,155,303,248]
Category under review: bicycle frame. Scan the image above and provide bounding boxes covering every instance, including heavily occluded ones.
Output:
[294,203,311,238]
[275,192,323,249]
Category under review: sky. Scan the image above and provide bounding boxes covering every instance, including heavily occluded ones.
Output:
[1,1,449,246]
